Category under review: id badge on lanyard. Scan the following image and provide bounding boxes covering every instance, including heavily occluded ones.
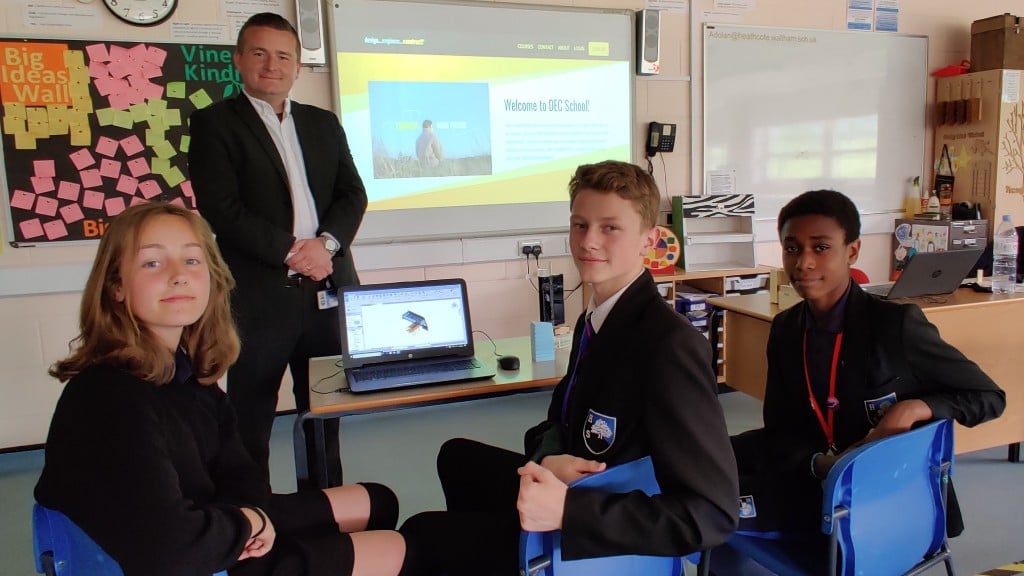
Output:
[802,330,843,454]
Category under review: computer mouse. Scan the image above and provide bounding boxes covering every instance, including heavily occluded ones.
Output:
[498,355,520,371]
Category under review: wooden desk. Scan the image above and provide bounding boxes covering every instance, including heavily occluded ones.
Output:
[708,289,1024,458]
[296,337,570,487]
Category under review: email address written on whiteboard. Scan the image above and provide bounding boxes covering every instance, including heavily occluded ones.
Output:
[706,30,817,44]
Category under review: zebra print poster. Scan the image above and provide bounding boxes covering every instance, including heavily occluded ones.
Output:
[680,194,755,218]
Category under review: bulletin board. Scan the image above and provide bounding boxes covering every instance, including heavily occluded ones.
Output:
[0,37,238,245]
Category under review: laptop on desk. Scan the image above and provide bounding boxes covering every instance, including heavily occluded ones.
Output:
[339,278,495,393]
[863,248,983,300]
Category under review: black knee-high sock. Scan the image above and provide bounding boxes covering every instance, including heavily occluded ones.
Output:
[359,481,399,531]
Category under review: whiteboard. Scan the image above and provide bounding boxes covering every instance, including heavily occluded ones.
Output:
[703,24,927,222]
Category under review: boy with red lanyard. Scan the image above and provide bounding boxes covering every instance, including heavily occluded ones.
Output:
[720,189,1005,573]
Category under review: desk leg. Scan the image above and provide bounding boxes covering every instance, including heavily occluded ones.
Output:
[1009,442,1021,463]
[293,413,344,488]
[293,412,311,487]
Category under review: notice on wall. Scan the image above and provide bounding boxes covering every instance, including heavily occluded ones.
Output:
[0,38,239,245]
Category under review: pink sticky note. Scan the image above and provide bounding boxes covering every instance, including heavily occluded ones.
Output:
[137,179,161,199]
[130,196,148,207]
[141,62,163,79]
[120,134,144,156]
[86,43,110,63]
[59,202,85,224]
[96,136,118,157]
[19,218,44,239]
[180,180,193,198]
[104,196,126,216]
[99,159,122,179]
[11,190,35,210]
[93,77,119,97]
[57,181,81,201]
[83,189,104,209]
[33,159,56,178]
[116,174,138,195]
[109,44,130,62]
[128,86,149,103]
[108,93,131,111]
[69,148,96,170]
[127,74,146,89]
[31,177,55,194]
[171,197,187,209]
[80,169,103,188]
[127,157,150,178]
[129,43,148,61]
[145,45,167,66]
[141,82,164,101]
[88,61,109,79]
[43,219,68,240]
[35,196,59,217]
[107,60,131,79]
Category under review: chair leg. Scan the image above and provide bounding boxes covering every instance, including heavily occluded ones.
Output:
[697,549,711,576]
[943,556,956,576]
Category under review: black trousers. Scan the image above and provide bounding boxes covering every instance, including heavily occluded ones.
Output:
[400,438,528,576]
[229,279,343,488]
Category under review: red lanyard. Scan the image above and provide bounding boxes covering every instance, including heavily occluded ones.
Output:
[802,330,843,451]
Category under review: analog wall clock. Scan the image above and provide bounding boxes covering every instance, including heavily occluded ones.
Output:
[104,0,177,26]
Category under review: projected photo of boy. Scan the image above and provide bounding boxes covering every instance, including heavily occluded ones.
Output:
[368,81,492,179]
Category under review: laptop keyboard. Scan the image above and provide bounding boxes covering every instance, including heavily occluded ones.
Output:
[863,282,894,296]
[358,358,481,381]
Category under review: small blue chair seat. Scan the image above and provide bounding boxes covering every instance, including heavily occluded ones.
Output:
[518,456,705,576]
[721,419,956,576]
[33,503,228,576]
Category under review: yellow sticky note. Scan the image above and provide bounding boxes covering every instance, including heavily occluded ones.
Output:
[67,110,88,128]
[146,128,166,146]
[2,115,26,134]
[147,115,167,132]
[63,49,85,68]
[188,89,213,110]
[14,132,36,149]
[166,82,186,99]
[113,110,134,129]
[69,66,90,83]
[3,102,26,119]
[95,108,115,126]
[151,157,171,175]
[147,99,168,116]
[129,103,149,123]
[28,120,49,137]
[180,134,190,153]
[72,94,93,113]
[153,140,177,159]
[70,82,90,98]
[164,166,186,187]
[70,124,91,146]
[26,107,48,124]
[47,106,69,136]
[164,108,182,127]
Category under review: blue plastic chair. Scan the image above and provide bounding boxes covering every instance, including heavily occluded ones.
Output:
[518,456,705,576]
[720,419,956,576]
[33,503,229,576]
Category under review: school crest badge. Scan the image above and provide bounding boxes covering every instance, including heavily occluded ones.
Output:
[864,392,898,426]
[584,409,616,455]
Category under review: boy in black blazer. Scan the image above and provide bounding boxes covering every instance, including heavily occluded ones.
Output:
[398,161,739,575]
[723,190,1005,571]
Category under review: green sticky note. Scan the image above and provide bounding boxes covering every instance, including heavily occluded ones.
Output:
[112,110,134,129]
[147,98,168,116]
[166,82,186,99]
[164,108,182,127]
[180,134,190,153]
[147,115,167,132]
[153,140,176,159]
[151,157,171,175]
[146,128,166,147]
[129,103,149,123]
[163,166,186,187]
[188,89,213,110]
[95,107,115,126]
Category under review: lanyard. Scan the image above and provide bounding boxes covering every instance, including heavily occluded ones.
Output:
[802,330,843,451]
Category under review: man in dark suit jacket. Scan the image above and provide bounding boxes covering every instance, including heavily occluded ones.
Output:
[188,13,367,487]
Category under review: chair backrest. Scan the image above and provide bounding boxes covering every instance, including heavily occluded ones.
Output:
[821,419,954,576]
[32,504,228,576]
[518,456,686,576]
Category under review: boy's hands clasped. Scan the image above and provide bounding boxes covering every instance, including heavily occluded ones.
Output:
[517,455,607,532]
[238,506,276,561]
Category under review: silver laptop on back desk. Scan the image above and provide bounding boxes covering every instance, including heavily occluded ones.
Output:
[339,278,495,393]
[863,248,983,299]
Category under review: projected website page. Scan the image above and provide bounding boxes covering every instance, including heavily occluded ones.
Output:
[334,0,632,212]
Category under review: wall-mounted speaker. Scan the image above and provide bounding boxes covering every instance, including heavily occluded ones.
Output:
[296,0,326,66]
[636,9,661,76]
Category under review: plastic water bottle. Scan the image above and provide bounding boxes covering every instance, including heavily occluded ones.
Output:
[992,215,1019,294]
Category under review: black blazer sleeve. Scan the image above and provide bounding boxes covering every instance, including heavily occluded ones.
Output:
[35,371,252,576]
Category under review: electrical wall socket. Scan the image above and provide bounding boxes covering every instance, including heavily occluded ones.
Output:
[517,240,542,256]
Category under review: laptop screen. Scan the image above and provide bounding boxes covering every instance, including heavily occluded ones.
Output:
[339,279,474,369]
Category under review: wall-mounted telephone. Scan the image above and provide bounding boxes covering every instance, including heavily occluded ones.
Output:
[646,121,676,156]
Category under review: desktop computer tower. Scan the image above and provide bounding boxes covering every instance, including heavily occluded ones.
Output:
[538,273,565,325]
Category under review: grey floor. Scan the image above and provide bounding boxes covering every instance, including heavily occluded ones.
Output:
[2,391,1021,575]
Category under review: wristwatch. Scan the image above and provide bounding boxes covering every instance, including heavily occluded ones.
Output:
[320,235,340,257]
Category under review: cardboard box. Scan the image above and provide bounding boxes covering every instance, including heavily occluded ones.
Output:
[971,14,1024,72]
[778,284,803,310]
[768,267,789,303]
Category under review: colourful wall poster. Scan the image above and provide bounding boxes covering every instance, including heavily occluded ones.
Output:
[0,38,239,244]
